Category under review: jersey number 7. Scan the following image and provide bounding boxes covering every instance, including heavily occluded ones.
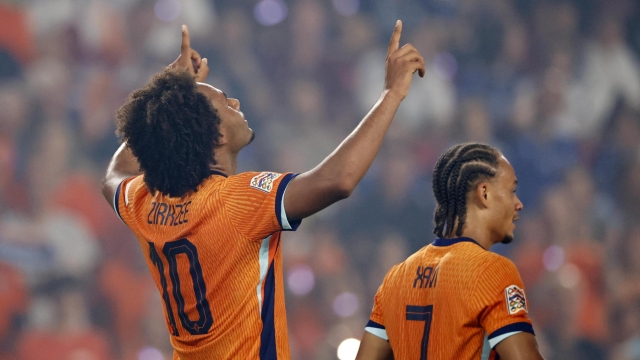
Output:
[406,305,433,360]
[149,238,214,336]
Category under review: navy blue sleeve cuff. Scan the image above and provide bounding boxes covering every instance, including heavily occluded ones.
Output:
[275,173,301,231]
[365,320,385,330]
[114,181,124,221]
[488,322,535,340]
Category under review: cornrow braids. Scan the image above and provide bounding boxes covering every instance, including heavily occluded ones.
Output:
[431,144,464,237]
[431,143,501,238]
[443,143,476,235]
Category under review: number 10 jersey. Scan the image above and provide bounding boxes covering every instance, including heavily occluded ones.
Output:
[113,170,300,360]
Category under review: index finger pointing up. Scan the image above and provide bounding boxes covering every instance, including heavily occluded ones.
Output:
[387,20,402,56]
[181,24,191,58]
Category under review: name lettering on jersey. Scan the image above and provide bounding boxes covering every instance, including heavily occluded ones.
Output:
[147,201,191,226]
[413,265,439,289]
[250,172,282,193]
[505,285,528,315]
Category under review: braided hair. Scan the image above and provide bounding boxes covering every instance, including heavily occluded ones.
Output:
[432,143,501,238]
[116,68,222,198]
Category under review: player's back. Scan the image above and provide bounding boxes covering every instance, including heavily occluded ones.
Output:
[366,237,533,360]
[114,171,299,360]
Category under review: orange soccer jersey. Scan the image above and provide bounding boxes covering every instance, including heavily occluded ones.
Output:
[113,170,301,360]
[365,237,534,360]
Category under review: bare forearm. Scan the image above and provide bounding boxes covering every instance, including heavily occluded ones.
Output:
[282,91,402,220]
[317,90,402,191]
[101,143,142,205]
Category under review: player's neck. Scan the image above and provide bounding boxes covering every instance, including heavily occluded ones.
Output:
[454,209,498,250]
[458,227,493,250]
[211,150,239,176]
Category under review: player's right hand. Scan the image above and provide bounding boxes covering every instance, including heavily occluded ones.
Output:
[169,25,210,82]
[384,20,425,101]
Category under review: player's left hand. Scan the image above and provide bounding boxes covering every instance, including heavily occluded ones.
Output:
[168,25,209,82]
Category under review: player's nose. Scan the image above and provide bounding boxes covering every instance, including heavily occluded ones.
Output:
[228,98,240,111]
[515,195,523,211]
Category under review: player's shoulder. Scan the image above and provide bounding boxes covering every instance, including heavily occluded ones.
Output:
[377,262,404,290]
[465,251,523,291]
[121,175,147,202]
[482,252,519,274]
[402,244,432,265]
[225,171,285,192]
[431,238,516,273]
[380,245,431,282]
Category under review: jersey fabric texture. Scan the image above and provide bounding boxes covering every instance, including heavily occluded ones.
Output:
[365,237,534,360]
[113,170,300,360]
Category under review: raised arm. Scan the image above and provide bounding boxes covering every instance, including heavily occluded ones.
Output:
[283,20,425,220]
[494,332,545,360]
[101,143,142,210]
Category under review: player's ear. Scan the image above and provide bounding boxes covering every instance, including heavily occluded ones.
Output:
[216,121,229,146]
[474,182,490,208]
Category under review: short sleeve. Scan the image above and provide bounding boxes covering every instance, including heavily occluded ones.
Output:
[220,171,301,241]
[113,176,142,228]
[365,282,388,340]
[474,256,534,348]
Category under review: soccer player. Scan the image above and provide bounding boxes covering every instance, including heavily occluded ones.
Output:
[356,143,545,360]
[101,21,424,360]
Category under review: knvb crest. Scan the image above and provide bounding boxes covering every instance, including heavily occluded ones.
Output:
[505,285,528,315]
[250,172,282,193]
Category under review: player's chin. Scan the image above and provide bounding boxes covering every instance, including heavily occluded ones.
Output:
[246,129,255,145]
[501,234,515,244]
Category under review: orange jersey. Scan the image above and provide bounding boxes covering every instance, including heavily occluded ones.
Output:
[113,170,301,360]
[365,237,534,360]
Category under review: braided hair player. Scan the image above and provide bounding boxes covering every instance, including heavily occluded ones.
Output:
[357,143,544,360]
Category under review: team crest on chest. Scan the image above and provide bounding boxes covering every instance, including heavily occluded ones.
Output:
[250,172,282,193]
[505,285,527,315]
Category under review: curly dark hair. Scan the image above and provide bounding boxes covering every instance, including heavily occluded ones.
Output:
[432,143,501,238]
[116,68,222,198]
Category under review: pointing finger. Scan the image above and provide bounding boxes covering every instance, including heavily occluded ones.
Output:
[181,24,191,59]
[387,20,402,57]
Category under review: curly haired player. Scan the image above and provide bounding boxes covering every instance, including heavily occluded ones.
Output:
[357,143,545,360]
[102,22,424,360]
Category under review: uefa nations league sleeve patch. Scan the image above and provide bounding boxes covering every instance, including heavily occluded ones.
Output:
[505,285,528,315]
[250,172,282,193]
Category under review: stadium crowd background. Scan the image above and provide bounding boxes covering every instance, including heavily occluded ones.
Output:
[0,0,640,359]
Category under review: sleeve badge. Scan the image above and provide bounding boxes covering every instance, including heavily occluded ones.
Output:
[505,285,528,315]
[250,172,282,193]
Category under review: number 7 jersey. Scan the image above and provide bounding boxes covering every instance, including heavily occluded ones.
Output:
[113,170,301,360]
[365,237,535,360]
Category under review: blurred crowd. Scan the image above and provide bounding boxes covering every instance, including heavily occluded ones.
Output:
[0,0,640,359]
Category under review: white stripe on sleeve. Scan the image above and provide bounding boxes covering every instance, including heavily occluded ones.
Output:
[365,327,389,341]
[489,331,522,348]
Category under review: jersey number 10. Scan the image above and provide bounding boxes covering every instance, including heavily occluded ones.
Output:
[149,238,213,336]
